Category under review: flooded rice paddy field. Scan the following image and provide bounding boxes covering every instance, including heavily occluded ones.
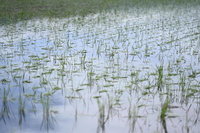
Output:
[0,6,200,133]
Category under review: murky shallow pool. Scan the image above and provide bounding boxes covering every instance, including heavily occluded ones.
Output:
[0,6,200,133]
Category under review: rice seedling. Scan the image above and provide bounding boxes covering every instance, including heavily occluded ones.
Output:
[18,94,25,127]
[0,88,12,124]
[128,105,137,133]
[40,95,56,131]
[160,99,169,120]
[157,65,164,90]
[160,98,170,133]
[0,2,200,133]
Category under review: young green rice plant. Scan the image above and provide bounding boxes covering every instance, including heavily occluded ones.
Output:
[157,65,164,90]
[81,50,87,70]
[40,77,48,86]
[179,73,186,92]
[96,99,107,133]
[144,44,150,57]
[128,103,137,133]
[160,100,169,120]
[0,88,12,123]
[160,99,169,120]
[1,79,10,84]
[96,94,113,133]
[40,95,56,131]
[160,98,170,133]
[18,94,25,127]
[134,71,140,92]
[188,71,197,78]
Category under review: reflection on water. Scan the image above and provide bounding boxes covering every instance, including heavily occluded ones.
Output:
[0,6,200,133]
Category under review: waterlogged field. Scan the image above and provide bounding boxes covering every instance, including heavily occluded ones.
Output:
[0,6,200,133]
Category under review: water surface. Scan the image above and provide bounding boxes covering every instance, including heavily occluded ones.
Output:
[0,7,200,133]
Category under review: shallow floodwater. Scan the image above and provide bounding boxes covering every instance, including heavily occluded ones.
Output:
[0,7,200,133]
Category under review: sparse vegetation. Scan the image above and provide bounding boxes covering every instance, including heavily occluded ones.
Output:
[0,1,200,133]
